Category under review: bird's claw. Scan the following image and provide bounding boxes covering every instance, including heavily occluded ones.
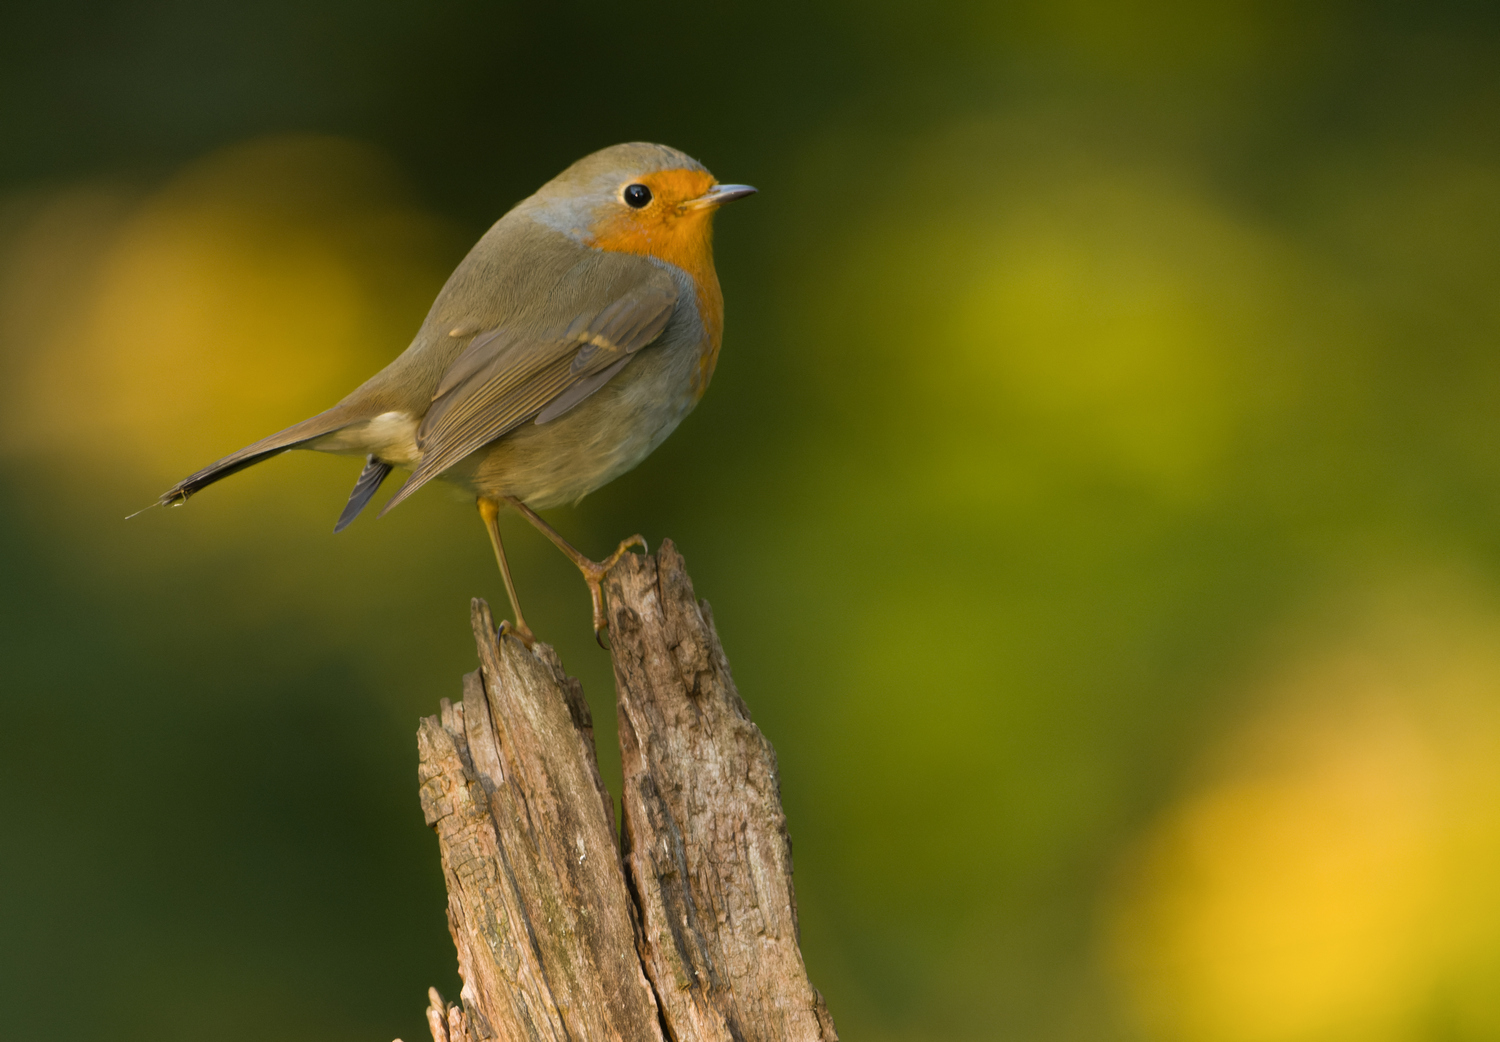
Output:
[498,491,650,648]
[497,618,536,650]
[582,534,647,649]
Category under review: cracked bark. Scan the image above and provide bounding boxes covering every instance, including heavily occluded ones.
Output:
[405,540,836,1042]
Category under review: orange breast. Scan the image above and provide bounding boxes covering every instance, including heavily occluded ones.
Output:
[585,169,725,398]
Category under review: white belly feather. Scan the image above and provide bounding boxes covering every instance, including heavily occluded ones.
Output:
[310,410,422,464]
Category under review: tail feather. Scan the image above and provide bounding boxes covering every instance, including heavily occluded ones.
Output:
[333,455,393,533]
[158,406,354,507]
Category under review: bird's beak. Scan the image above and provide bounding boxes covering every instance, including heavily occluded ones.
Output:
[686,183,758,210]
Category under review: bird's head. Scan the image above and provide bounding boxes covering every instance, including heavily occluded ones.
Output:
[523,142,755,268]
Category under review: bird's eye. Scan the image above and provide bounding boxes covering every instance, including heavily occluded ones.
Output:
[623,183,652,208]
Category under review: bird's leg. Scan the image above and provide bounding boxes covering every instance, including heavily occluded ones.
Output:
[503,496,646,646]
[478,497,535,647]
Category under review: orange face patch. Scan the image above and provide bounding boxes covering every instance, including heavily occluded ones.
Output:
[586,168,726,395]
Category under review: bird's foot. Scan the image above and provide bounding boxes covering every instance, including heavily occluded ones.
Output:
[498,497,648,647]
[577,535,648,647]
[497,617,536,649]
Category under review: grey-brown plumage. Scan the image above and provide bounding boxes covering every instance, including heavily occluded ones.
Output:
[334,456,393,534]
[156,141,755,641]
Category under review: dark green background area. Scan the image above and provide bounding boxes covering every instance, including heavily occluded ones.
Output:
[4,3,1500,1041]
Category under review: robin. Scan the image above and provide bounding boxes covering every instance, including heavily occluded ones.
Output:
[155,142,755,645]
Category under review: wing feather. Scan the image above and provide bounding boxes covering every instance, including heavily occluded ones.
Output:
[377,268,677,514]
[536,354,634,424]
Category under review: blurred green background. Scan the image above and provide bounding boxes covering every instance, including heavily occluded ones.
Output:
[4,2,1500,1040]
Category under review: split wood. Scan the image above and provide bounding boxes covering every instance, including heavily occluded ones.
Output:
[403,540,837,1042]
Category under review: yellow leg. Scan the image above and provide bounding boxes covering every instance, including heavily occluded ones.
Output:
[504,496,645,646]
[478,497,535,647]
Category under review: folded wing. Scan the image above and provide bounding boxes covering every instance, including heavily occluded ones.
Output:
[379,266,677,514]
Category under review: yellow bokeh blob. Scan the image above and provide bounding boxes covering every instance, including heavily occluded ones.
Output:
[0,135,456,489]
[1109,589,1500,1042]
[798,133,1311,505]
[944,183,1252,496]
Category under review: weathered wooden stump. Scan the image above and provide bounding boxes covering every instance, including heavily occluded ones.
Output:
[407,541,836,1042]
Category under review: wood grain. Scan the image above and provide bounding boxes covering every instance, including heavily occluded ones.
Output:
[414,600,662,1041]
[407,544,835,1042]
[608,542,837,1042]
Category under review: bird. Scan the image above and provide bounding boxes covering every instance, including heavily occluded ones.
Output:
[155,142,755,646]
